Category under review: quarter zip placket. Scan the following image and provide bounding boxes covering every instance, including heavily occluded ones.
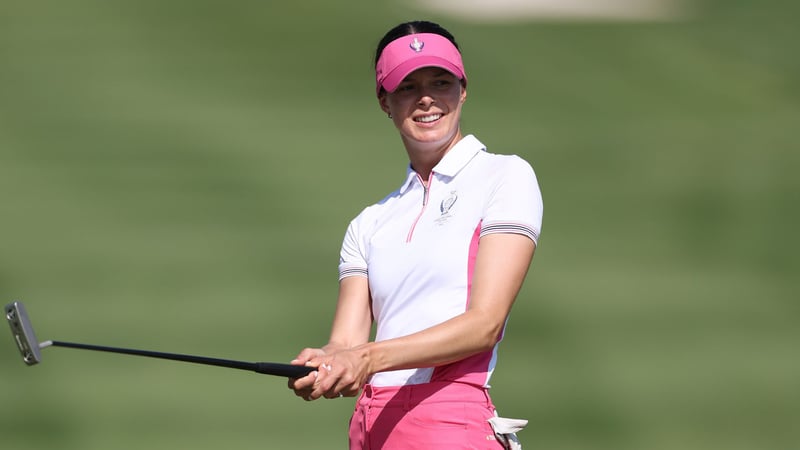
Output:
[406,174,433,242]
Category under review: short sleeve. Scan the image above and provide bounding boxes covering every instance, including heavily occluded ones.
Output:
[338,217,369,280]
[480,155,543,244]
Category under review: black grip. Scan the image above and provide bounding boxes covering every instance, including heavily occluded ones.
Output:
[253,362,315,378]
[50,341,314,378]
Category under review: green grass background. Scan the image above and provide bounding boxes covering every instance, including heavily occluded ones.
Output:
[1,0,798,449]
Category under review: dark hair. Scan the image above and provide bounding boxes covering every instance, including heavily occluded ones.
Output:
[374,20,460,67]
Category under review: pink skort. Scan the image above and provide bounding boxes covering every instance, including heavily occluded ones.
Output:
[348,381,506,449]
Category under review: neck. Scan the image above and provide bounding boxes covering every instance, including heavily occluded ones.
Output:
[403,131,463,183]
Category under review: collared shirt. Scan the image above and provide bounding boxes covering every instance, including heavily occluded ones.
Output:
[339,135,543,387]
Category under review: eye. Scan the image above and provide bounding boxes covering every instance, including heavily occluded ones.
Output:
[397,83,416,92]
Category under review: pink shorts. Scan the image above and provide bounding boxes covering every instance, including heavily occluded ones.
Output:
[348,381,506,449]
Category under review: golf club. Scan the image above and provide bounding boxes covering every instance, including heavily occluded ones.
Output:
[5,300,314,378]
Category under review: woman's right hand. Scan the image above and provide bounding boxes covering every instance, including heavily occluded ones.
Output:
[287,348,326,400]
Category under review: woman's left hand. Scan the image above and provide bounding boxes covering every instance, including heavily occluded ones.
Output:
[308,347,371,400]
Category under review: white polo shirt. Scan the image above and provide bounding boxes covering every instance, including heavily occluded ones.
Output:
[338,135,543,387]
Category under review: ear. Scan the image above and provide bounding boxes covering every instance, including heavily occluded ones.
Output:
[460,82,468,104]
[378,93,390,115]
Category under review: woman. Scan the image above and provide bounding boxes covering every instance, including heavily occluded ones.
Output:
[288,20,543,449]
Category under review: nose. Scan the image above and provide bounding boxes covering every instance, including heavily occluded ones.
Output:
[417,93,435,108]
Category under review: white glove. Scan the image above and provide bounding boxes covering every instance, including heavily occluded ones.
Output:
[487,416,528,450]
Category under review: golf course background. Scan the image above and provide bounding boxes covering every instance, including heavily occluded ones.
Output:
[1,1,797,449]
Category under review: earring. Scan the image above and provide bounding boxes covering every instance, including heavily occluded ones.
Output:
[388,113,392,119]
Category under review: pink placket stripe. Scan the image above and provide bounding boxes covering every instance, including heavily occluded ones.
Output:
[405,175,432,243]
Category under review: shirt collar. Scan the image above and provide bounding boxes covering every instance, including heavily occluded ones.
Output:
[399,135,485,193]
[433,134,485,177]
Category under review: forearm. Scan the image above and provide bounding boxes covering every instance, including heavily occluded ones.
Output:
[355,307,505,374]
[326,276,373,351]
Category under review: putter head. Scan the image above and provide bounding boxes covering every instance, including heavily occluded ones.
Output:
[5,301,42,365]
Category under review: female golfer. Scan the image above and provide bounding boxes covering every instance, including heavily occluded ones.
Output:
[288,20,543,449]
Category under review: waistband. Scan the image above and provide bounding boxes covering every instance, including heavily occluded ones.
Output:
[357,381,493,410]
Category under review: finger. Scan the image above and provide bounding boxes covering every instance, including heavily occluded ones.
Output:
[321,384,338,399]
[315,379,341,400]
[290,348,324,365]
[322,385,351,399]
[289,371,318,394]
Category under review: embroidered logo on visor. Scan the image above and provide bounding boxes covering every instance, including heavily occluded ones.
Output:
[410,37,425,52]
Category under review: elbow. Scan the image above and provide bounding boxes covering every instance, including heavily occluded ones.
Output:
[474,321,505,353]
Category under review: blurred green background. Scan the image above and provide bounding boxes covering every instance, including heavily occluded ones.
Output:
[1,0,798,449]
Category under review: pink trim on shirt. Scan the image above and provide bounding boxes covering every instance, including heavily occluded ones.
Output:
[430,221,495,387]
[405,175,432,243]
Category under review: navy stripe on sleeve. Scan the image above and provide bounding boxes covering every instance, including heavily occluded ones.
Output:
[339,267,369,280]
[480,223,539,243]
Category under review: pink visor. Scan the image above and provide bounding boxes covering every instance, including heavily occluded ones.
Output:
[375,33,467,96]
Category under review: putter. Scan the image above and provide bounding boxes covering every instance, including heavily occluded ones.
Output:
[5,301,314,378]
